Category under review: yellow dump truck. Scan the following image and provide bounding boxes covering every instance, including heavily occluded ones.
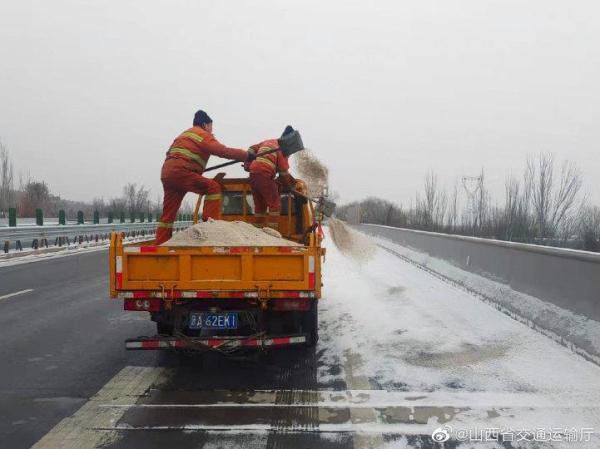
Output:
[109,178,325,351]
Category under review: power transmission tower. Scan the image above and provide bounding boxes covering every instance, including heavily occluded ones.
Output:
[462,174,483,234]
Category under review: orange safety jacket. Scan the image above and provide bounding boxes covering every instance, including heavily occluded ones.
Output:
[165,126,247,174]
[246,139,290,178]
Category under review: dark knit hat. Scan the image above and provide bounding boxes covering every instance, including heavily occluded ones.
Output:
[193,110,212,127]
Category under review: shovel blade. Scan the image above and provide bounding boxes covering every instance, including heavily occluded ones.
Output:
[278,130,304,157]
[318,199,337,217]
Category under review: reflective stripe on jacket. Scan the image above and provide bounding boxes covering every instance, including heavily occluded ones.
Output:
[166,126,247,173]
[248,139,289,177]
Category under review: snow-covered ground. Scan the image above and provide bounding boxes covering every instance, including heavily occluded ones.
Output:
[318,229,600,446]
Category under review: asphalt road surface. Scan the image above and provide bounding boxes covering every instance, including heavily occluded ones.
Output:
[2,237,600,449]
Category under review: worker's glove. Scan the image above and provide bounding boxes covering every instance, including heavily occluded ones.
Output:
[245,151,256,163]
[278,175,292,192]
[244,151,256,172]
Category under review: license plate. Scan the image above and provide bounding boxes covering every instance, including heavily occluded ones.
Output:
[189,313,238,330]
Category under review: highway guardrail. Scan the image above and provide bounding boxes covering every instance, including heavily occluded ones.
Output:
[1,221,192,253]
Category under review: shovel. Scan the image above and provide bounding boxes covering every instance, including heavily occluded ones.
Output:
[204,127,304,173]
[289,188,336,218]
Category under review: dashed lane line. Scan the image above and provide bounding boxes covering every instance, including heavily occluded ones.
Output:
[0,288,34,301]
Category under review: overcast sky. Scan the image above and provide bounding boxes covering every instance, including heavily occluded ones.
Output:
[1,0,598,206]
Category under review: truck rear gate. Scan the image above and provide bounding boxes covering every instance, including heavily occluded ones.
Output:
[111,243,319,294]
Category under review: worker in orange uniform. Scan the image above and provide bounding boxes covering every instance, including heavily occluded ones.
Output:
[156,110,248,245]
[245,127,296,227]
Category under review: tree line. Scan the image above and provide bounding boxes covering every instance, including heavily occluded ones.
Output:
[0,139,194,221]
[335,153,600,252]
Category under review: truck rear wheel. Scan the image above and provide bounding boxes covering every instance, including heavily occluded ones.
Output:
[302,300,319,347]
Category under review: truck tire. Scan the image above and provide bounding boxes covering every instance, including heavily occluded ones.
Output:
[302,300,319,347]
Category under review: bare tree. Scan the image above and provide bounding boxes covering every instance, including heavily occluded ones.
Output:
[551,160,584,239]
[0,140,15,215]
[526,153,583,239]
[503,175,521,240]
[447,180,459,233]
[579,205,600,251]
[528,153,556,238]
[109,197,127,216]
[92,198,106,215]
[419,171,447,231]
[19,178,50,217]
[123,183,150,219]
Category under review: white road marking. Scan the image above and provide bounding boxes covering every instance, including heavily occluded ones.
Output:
[96,390,586,408]
[31,366,166,449]
[102,423,428,433]
[0,288,34,301]
[343,350,386,449]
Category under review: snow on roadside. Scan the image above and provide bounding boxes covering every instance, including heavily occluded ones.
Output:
[318,228,600,395]
[318,229,600,444]
[368,232,600,366]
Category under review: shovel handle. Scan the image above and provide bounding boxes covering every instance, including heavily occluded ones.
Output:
[203,159,240,172]
[204,147,282,173]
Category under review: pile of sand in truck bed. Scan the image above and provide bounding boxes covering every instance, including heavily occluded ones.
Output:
[162,219,301,247]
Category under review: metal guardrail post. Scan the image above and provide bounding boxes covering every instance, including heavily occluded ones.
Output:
[93,210,100,224]
[77,211,84,224]
[59,209,66,225]
[9,208,16,227]
[36,208,43,226]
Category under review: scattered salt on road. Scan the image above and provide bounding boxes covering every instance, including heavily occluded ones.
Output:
[328,217,376,262]
[318,227,600,438]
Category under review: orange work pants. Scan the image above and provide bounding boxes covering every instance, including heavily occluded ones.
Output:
[156,158,222,244]
[249,172,280,224]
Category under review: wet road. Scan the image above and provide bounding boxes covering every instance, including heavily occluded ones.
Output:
[0,251,356,448]
[2,239,600,448]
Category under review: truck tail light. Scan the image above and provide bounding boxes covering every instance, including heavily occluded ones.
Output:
[124,298,161,312]
[285,291,316,299]
[271,299,311,311]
